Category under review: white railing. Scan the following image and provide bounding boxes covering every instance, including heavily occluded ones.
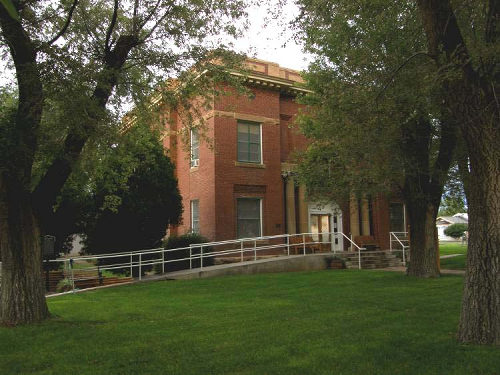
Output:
[389,231,409,266]
[1,231,369,293]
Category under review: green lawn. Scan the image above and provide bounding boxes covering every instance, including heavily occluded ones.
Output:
[439,242,467,256]
[1,271,498,375]
[440,242,467,270]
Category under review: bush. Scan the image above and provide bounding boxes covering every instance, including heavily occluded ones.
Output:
[163,233,214,272]
[56,278,73,293]
[444,223,468,239]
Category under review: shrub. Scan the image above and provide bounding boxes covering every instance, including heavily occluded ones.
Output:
[163,233,214,272]
[444,223,468,239]
[56,278,73,293]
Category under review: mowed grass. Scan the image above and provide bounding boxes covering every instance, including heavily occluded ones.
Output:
[440,242,467,270]
[1,271,498,375]
[439,242,467,256]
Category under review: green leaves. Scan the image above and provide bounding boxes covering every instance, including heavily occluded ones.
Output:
[294,0,444,203]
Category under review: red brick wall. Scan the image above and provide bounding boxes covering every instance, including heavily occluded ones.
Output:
[167,110,218,240]
[213,86,284,240]
[216,85,279,118]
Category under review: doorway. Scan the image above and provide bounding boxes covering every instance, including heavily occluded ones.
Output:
[308,203,343,252]
[311,214,330,243]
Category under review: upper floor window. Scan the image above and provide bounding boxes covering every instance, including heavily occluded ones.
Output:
[237,121,261,163]
[190,129,199,167]
[191,200,199,233]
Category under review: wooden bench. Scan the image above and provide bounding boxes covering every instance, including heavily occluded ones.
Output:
[288,236,322,254]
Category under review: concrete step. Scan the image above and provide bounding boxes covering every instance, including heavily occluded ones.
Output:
[342,250,404,269]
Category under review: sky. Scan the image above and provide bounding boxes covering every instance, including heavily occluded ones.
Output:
[233,1,312,72]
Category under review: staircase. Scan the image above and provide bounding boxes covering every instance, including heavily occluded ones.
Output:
[342,251,404,269]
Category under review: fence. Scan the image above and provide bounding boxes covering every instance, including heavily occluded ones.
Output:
[0,231,366,293]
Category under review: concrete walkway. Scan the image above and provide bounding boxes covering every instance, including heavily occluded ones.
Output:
[138,253,335,281]
[440,254,464,259]
[379,265,465,275]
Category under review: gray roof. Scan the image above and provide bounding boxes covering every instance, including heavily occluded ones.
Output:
[436,216,468,224]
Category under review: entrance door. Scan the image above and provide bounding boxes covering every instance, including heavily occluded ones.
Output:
[311,214,331,243]
[309,203,344,252]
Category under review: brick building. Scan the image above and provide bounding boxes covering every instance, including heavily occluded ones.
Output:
[163,58,406,251]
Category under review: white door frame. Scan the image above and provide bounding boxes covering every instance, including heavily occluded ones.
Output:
[308,202,343,252]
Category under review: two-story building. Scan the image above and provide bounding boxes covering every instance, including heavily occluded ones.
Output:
[163,58,406,251]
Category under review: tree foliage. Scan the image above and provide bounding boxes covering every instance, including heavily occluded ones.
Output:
[163,232,214,271]
[439,193,467,217]
[0,0,249,325]
[52,124,183,256]
[438,163,467,216]
[444,223,468,239]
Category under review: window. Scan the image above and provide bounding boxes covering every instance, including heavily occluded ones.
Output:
[389,203,405,232]
[190,129,199,167]
[237,121,261,163]
[237,198,261,238]
[191,200,199,233]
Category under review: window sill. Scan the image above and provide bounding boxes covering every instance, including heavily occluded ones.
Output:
[234,161,266,169]
[190,166,199,172]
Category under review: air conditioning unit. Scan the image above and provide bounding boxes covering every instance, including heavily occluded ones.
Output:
[191,159,199,167]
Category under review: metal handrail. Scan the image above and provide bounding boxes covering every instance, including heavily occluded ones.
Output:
[389,231,409,266]
[29,230,373,292]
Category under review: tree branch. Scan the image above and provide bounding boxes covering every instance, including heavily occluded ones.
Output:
[132,0,139,33]
[375,52,434,102]
[32,34,139,222]
[45,0,78,47]
[0,3,42,181]
[485,0,500,43]
[429,118,459,207]
[138,5,173,45]
[105,0,119,53]
[137,0,162,32]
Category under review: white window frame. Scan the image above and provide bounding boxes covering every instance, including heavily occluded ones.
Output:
[237,121,262,164]
[191,199,200,233]
[236,198,262,238]
[190,129,199,168]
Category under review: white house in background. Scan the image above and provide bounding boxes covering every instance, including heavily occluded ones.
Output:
[436,213,468,241]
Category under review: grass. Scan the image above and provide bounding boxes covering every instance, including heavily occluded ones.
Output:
[1,271,499,374]
[440,242,467,270]
[439,242,467,256]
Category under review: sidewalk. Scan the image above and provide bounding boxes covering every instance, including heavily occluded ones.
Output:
[379,265,464,275]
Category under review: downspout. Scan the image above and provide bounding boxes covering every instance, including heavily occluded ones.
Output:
[282,173,288,234]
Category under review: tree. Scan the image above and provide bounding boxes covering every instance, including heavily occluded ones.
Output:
[77,126,183,256]
[415,0,499,345]
[294,0,456,277]
[0,0,248,325]
[438,164,467,216]
[444,223,468,239]
[439,194,467,217]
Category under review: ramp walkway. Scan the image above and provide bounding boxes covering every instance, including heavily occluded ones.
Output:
[41,231,409,294]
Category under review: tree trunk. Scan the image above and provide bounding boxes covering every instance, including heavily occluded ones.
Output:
[406,200,440,277]
[458,119,500,345]
[0,4,49,325]
[0,178,49,325]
